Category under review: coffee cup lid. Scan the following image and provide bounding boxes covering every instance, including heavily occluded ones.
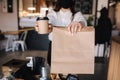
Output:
[36,17,49,21]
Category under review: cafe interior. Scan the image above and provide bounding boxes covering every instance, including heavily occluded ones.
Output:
[0,0,120,80]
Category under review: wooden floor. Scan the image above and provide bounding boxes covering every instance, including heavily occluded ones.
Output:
[0,50,108,80]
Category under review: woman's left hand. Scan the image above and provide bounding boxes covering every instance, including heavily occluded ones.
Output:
[68,21,84,34]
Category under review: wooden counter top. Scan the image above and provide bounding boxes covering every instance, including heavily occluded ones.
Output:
[3,31,22,35]
[19,27,35,32]
[107,36,120,80]
[2,27,35,35]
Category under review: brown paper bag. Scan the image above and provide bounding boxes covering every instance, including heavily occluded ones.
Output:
[51,27,95,74]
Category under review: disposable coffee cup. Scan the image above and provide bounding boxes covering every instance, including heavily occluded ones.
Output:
[36,17,49,34]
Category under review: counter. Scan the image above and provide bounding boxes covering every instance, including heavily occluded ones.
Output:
[107,36,120,80]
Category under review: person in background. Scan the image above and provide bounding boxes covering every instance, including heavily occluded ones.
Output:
[95,7,112,45]
[35,0,87,67]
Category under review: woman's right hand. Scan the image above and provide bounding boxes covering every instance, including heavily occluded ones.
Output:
[34,22,39,32]
[48,24,53,32]
[68,21,83,34]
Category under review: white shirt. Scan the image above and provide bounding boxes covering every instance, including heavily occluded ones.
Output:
[47,9,87,40]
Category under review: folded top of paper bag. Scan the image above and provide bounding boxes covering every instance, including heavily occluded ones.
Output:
[54,26,94,32]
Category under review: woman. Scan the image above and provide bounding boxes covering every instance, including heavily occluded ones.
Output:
[35,0,87,66]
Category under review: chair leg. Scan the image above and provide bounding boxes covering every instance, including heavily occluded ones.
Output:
[24,43,27,50]
[21,43,25,51]
[16,44,19,51]
[12,43,16,52]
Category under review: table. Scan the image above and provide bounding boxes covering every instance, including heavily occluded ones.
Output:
[1,59,36,80]
[1,59,69,80]
[3,31,23,52]
[1,58,44,80]
[3,28,35,52]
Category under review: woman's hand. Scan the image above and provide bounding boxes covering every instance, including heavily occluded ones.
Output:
[48,24,53,32]
[34,22,39,32]
[68,21,84,34]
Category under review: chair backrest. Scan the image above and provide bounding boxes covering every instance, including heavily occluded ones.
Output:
[19,31,28,41]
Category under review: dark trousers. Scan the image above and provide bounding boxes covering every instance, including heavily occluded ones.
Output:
[47,41,52,66]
